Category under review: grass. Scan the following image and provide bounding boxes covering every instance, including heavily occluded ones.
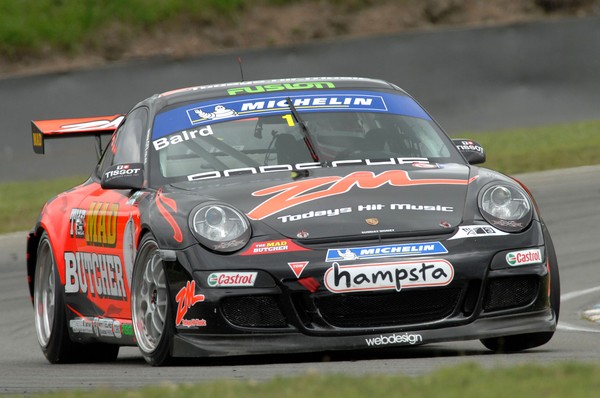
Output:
[13,362,600,398]
[2,119,600,234]
[0,175,87,234]
[0,0,328,61]
[453,119,600,175]
[457,120,600,174]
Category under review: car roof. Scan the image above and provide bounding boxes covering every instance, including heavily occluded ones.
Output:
[151,77,405,108]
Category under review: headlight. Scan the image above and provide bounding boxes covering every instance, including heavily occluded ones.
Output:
[189,203,251,252]
[478,183,532,232]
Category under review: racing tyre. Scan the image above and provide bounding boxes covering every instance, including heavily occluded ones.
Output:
[481,232,560,353]
[34,232,119,363]
[131,234,174,366]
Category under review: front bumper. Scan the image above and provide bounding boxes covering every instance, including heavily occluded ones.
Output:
[172,309,556,357]
[165,220,556,356]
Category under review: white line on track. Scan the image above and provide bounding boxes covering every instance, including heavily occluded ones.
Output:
[557,286,600,333]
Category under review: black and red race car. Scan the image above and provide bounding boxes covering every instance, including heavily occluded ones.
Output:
[26,77,559,366]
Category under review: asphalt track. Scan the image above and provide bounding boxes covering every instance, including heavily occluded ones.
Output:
[1,17,600,394]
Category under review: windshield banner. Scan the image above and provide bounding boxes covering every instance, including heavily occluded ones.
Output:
[152,90,431,139]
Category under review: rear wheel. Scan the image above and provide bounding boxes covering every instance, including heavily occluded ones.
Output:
[131,234,174,366]
[34,232,119,363]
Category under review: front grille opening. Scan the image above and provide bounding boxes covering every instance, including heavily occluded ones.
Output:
[483,277,539,312]
[315,287,462,328]
[221,295,288,328]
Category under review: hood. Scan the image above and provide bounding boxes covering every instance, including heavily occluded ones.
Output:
[171,163,476,240]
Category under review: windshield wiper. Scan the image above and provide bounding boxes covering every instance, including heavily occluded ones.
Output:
[286,97,326,165]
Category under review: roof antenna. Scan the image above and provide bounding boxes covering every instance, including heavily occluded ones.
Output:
[237,57,244,82]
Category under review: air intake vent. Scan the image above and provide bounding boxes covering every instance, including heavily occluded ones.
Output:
[222,296,287,328]
[483,277,539,312]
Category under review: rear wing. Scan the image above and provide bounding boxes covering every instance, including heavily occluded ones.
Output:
[31,114,124,156]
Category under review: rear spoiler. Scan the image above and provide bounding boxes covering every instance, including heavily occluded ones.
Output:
[31,114,125,157]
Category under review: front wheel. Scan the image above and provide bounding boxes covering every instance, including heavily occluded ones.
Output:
[131,234,174,366]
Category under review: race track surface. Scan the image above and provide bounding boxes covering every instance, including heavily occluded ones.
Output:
[1,165,600,394]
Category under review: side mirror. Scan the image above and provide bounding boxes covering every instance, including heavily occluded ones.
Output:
[453,139,486,165]
[101,163,144,190]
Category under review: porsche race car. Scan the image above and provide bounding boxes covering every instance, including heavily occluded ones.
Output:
[27,77,559,366]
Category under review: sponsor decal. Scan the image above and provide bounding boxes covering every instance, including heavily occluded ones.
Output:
[64,251,127,300]
[186,157,430,182]
[32,132,43,147]
[207,272,257,287]
[152,125,214,151]
[69,208,86,238]
[361,228,396,235]
[121,323,134,336]
[180,318,207,328]
[248,170,476,220]
[156,189,183,243]
[390,203,453,212]
[241,239,308,255]
[175,281,205,326]
[277,207,352,223]
[113,320,122,338]
[194,106,238,121]
[227,81,336,95]
[152,90,432,139]
[60,116,124,131]
[288,261,309,278]
[506,249,543,266]
[159,78,370,98]
[365,333,423,347]
[103,164,141,181]
[71,317,124,338]
[492,220,524,229]
[85,202,119,247]
[186,93,387,126]
[324,259,454,293]
[69,317,94,334]
[325,242,448,262]
[448,225,509,240]
[95,317,118,338]
[456,140,483,153]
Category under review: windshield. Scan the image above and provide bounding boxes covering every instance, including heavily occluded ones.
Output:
[149,90,464,183]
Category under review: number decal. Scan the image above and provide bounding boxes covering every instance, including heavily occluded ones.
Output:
[282,114,295,127]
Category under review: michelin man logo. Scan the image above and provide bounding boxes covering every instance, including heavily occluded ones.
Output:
[194,105,238,120]
[337,249,358,260]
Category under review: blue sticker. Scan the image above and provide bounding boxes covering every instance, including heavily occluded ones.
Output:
[152,90,431,140]
[325,242,448,262]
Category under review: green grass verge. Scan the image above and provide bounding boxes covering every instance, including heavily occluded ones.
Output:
[0,0,243,59]
[14,362,600,398]
[0,175,87,234]
[452,119,600,175]
[2,119,600,234]
[0,0,376,61]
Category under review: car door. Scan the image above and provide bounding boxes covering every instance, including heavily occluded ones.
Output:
[69,107,148,324]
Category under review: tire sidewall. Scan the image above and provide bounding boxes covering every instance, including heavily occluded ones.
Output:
[131,233,174,366]
[34,233,71,363]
